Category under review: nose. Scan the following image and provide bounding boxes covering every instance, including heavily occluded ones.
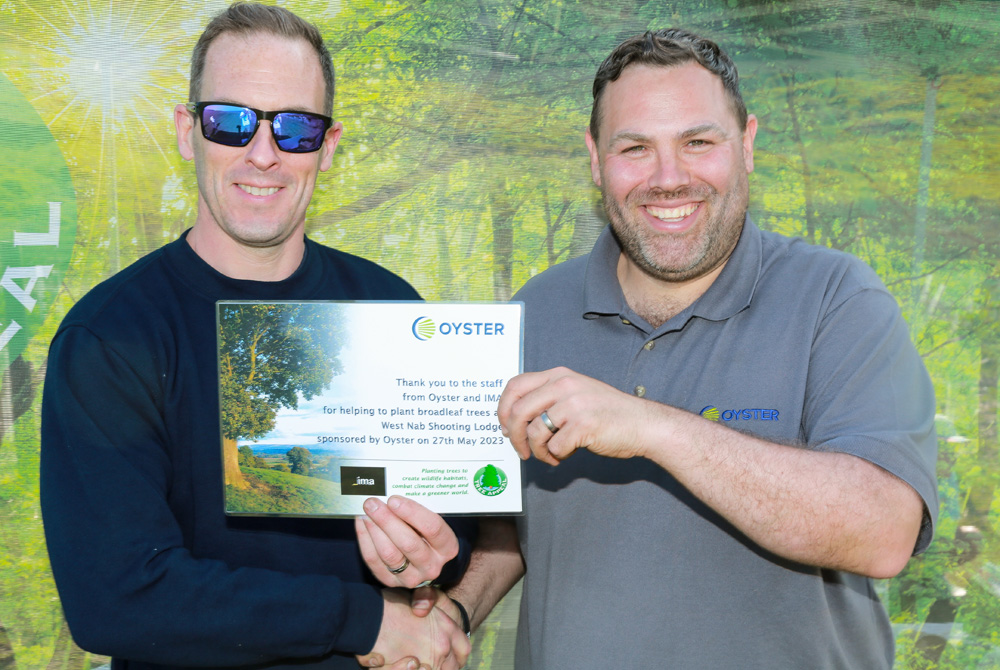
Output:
[245,120,281,170]
[647,149,691,192]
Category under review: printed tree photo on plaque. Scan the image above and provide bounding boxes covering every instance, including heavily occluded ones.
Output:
[218,302,346,514]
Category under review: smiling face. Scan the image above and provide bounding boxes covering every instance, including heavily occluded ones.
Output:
[175,31,341,275]
[586,61,757,286]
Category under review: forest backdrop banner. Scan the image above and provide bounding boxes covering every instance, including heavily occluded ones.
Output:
[1,0,998,668]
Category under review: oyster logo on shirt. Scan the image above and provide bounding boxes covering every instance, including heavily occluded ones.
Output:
[473,464,507,496]
[412,316,436,340]
[700,406,779,422]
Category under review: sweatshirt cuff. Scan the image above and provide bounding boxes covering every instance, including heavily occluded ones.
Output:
[329,580,384,655]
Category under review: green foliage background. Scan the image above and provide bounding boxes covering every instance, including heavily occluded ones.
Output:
[0,0,998,667]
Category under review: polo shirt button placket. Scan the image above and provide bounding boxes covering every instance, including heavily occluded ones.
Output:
[634,336,655,398]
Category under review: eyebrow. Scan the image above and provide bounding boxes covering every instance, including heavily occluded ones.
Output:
[678,123,730,140]
[607,131,651,146]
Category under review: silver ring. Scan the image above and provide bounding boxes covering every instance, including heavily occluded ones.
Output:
[416,580,434,588]
[540,411,559,434]
[388,557,409,574]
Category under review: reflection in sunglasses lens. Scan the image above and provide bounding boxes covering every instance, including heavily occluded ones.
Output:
[204,106,257,147]
[272,113,326,152]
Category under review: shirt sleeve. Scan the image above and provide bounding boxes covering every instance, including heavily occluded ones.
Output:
[41,324,383,666]
[803,279,939,555]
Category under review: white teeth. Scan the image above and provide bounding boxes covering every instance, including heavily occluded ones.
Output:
[647,203,698,221]
[238,184,280,196]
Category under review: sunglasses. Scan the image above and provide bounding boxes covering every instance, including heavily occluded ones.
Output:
[186,101,332,153]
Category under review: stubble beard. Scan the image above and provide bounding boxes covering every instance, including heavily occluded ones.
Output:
[192,140,305,252]
[604,173,749,284]
[196,179,304,252]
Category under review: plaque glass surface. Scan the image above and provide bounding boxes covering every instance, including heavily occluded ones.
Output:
[217,301,523,516]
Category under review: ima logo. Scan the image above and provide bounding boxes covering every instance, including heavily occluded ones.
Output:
[412,316,436,341]
[700,406,780,422]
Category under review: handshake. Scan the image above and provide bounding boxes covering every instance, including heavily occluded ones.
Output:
[353,496,474,670]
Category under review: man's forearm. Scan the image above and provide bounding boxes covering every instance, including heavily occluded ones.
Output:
[447,517,524,631]
[639,403,924,578]
[500,367,926,580]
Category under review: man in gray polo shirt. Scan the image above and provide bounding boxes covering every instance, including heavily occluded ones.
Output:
[440,28,938,669]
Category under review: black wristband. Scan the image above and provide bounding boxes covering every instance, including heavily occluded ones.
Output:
[450,597,472,638]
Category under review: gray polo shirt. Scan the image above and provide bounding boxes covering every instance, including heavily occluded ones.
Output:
[513,218,938,670]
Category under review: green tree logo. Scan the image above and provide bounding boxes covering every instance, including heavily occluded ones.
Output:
[473,464,508,497]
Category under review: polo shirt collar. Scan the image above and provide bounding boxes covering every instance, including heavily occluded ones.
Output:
[582,214,762,325]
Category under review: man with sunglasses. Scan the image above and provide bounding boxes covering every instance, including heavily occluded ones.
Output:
[41,3,470,669]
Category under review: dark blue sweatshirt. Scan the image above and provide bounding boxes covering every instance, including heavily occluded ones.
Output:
[41,232,474,669]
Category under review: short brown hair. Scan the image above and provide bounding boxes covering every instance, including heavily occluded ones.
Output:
[189,2,335,115]
[590,29,747,142]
